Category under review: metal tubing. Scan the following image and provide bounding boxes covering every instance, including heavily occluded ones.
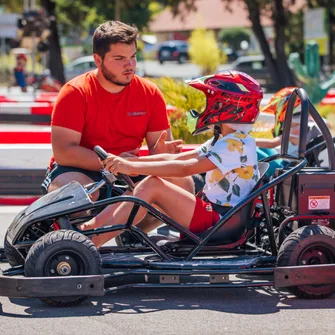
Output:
[261,192,277,256]
[277,215,297,246]
[308,103,335,170]
[186,159,307,260]
[104,267,275,278]
[104,281,275,293]
[87,180,106,196]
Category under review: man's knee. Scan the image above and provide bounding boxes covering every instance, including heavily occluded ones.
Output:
[47,172,98,199]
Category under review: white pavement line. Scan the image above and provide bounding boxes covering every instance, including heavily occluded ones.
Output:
[0,144,52,149]
[0,206,26,213]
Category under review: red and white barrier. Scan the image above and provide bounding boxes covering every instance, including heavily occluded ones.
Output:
[0,89,58,103]
[0,102,54,115]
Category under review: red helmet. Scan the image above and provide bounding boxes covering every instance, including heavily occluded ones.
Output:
[187,71,263,135]
[16,54,27,61]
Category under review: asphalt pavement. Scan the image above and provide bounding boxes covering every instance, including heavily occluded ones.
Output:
[0,260,334,335]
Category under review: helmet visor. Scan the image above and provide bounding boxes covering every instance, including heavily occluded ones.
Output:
[187,109,200,134]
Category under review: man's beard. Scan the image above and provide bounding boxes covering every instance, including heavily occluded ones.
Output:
[101,61,133,87]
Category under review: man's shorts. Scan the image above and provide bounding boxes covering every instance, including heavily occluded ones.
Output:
[41,164,145,194]
[188,196,230,234]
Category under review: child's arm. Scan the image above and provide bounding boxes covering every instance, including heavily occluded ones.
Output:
[104,154,215,178]
[255,136,281,148]
[125,150,199,162]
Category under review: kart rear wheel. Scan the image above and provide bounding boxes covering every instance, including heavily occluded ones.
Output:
[277,225,335,299]
[4,231,24,267]
[25,230,102,307]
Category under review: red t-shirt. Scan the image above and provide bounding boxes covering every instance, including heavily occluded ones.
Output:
[50,71,169,167]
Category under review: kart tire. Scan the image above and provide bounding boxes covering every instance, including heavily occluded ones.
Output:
[4,231,24,267]
[25,230,102,307]
[277,225,335,299]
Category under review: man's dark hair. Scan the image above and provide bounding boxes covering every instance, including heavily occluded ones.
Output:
[92,21,138,59]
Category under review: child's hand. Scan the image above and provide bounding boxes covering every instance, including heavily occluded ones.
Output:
[103,154,133,176]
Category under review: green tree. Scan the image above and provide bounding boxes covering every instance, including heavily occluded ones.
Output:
[307,0,335,66]
[189,29,221,75]
[4,0,161,84]
[285,8,304,56]
[218,28,250,51]
[161,0,298,89]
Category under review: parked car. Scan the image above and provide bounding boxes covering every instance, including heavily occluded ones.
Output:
[227,55,276,91]
[64,56,144,82]
[222,47,238,62]
[157,40,189,64]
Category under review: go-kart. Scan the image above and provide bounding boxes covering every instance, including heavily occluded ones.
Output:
[1,88,335,307]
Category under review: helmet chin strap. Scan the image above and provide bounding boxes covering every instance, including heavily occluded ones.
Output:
[211,125,221,146]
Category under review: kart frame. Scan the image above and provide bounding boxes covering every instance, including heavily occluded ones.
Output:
[1,88,335,301]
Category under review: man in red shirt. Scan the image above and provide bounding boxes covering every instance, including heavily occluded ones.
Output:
[42,21,194,233]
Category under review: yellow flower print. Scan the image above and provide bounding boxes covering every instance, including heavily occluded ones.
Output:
[235,166,254,180]
[209,168,224,183]
[226,139,243,154]
[234,133,247,139]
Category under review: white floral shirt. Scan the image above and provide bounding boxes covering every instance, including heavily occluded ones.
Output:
[196,131,259,207]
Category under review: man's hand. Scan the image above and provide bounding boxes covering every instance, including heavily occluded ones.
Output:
[152,131,183,155]
[104,154,133,176]
[119,147,140,159]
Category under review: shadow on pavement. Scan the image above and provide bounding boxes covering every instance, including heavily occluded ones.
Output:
[1,285,334,318]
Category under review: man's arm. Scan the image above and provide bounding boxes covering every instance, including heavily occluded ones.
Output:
[52,126,102,170]
[146,129,182,155]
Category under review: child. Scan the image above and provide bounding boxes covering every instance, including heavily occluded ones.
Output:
[80,71,263,248]
[14,54,28,92]
[256,86,329,171]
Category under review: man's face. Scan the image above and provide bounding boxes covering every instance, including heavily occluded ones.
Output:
[96,42,137,86]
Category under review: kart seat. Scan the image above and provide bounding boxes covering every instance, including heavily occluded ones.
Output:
[166,162,270,247]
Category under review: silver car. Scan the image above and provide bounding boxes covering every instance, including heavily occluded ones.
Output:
[64,55,144,82]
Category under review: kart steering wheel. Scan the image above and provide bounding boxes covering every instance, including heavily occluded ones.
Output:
[94,145,135,191]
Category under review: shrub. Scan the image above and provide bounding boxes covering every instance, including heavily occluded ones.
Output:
[189,29,222,75]
[149,77,212,143]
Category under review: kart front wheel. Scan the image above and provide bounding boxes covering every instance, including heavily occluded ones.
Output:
[25,230,102,307]
[277,225,335,299]
[4,231,24,267]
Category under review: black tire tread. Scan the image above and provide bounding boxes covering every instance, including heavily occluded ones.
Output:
[25,230,102,307]
[4,231,24,267]
[277,225,335,299]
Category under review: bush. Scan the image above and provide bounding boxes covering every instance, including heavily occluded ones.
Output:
[189,29,222,75]
[316,103,335,119]
[149,77,212,143]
